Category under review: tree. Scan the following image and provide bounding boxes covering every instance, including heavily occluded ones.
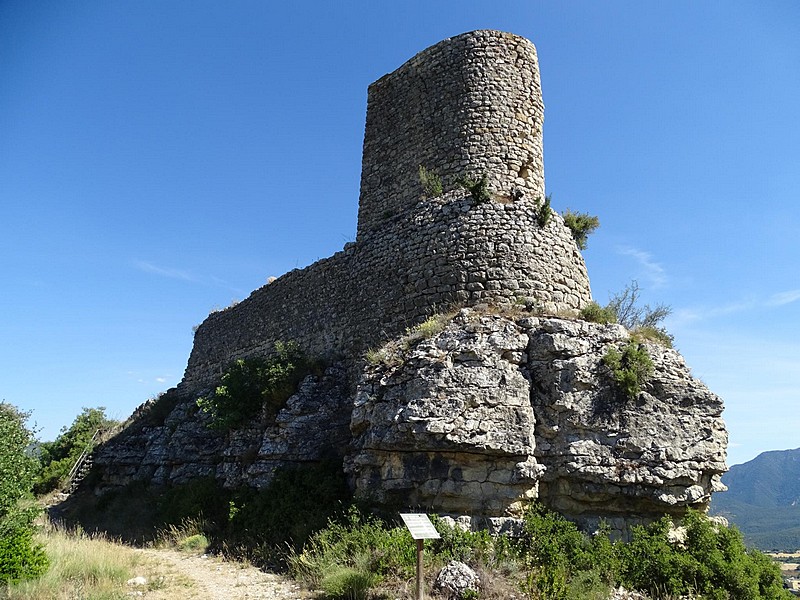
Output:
[34,406,118,494]
[0,402,48,583]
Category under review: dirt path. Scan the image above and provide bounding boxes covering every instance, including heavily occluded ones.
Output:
[133,548,317,600]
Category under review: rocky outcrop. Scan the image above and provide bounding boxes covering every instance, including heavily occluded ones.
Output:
[92,309,726,535]
[345,309,727,534]
[93,364,352,491]
[346,311,541,517]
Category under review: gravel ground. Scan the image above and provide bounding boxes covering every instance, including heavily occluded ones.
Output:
[130,549,317,600]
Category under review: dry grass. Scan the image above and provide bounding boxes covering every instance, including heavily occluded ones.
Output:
[1,522,192,600]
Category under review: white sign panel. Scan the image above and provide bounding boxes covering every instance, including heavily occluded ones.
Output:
[400,513,441,540]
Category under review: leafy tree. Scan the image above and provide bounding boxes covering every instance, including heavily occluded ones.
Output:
[0,402,48,583]
[34,406,118,494]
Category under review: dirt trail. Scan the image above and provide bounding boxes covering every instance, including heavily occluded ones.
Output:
[133,548,316,600]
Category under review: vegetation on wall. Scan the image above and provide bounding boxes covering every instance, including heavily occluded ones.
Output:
[455,173,491,204]
[561,209,600,250]
[536,194,553,227]
[0,403,48,584]
[418,165,443,197]
[196,341,318,430]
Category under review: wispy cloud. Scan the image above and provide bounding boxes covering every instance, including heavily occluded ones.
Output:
[670,299,757,325]
[617,246,667,287]
[132,260,198,283]
[132,260,246,297]
[673,287,800,326]
[767,289,800,307]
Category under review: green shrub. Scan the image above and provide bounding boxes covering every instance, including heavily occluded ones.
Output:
[562,210,600,250]
[177,533,209,553]
[618,511,791,599]
[419,165,443,197]
[0,403,48,584]
[537,195,553,227]
[197,341,318,430]
[455,174,491,203]
[580,302,617,325]
[289,506,416,590]
[320,565,379,600]
[0,515,49,585]
[430,516,493,564]
[602,341,654,399]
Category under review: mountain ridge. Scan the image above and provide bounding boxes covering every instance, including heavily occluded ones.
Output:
[711,447,800,550]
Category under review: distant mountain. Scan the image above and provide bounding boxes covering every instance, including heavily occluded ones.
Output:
[710,448,800,551]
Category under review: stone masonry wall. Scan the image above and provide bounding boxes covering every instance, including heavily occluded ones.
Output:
[181,31,592,393]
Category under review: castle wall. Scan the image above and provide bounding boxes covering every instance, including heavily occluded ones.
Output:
[181,31,592,393]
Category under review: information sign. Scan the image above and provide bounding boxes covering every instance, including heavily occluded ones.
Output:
[400,513,441,540]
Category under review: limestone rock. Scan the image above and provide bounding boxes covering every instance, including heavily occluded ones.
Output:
[92,364,351,491]
[347,309,727,534]
[434,561,481,600]
[347,310,542,516]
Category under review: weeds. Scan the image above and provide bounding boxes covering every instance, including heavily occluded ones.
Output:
[401,313,453,350]
[418,165,443,197]
[156,517,209,553]
[1,523,171,599]
[455,174,491,204]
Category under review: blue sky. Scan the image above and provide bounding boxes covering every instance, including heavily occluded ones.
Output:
[1,1,798,467]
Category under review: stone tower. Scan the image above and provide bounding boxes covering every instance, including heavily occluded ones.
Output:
[357,30,545,239]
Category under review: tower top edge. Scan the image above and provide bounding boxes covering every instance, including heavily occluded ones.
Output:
[369,30,537,89]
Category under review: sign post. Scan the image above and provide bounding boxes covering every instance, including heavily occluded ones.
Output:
[400,513,441,600]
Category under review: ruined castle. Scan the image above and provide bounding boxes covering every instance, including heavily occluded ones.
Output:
[181,30,590,393]
[93,31,727,534]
